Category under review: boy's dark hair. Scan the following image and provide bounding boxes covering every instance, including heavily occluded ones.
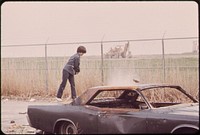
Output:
[77,46,86,53]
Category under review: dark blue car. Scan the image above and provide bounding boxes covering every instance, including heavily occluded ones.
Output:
[27,84,199,134]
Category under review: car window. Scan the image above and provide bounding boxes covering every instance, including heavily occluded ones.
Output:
[93,90,124,101]
[140,87,194,108]
[87,89,147,110]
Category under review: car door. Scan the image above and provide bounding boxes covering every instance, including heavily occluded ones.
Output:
[74,105,99,134]
[97,108,148,134]
[146,108,179,133]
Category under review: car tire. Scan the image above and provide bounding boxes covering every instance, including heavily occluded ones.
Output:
[59,122,78,134]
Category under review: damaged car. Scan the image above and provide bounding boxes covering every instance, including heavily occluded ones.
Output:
[27,84,199,134]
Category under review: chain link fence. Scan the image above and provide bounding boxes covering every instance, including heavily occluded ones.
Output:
[1,37,199,98]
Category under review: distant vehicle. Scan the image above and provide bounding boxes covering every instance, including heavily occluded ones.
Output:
[27,84,199,134]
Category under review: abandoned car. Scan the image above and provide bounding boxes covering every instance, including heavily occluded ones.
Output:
[27,84,199,134]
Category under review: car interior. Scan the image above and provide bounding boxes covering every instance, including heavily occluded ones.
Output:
[87,90,148,110]
[86,87,195,110]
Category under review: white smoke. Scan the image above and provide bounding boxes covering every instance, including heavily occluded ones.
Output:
[106,67,140,86]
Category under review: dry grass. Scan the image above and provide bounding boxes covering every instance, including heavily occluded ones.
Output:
[1,55,199,100]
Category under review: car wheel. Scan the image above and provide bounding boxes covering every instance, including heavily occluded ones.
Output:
[59,122,78,134]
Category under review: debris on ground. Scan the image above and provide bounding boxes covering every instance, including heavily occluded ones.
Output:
[29,98,36,102]
[1,98,58,134]
[19,112,27,114]
[4,122,36,134]
[10,120,15,124]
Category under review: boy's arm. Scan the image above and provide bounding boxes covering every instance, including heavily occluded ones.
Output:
[74,57,80,74]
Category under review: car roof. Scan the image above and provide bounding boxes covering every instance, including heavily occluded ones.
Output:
[88,83,175,91]
[88,85,138,91]
[76,83,180,105]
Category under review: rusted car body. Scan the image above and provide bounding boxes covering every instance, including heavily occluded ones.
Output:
[27,84,199,134]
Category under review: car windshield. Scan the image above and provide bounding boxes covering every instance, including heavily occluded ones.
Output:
[140,86,196,108]
[92,90,125,101]
[78,89,137,105]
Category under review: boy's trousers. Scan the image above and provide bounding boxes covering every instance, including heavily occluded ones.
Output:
[56,69,76,99]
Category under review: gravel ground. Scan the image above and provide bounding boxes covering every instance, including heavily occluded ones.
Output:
[1,97,67,134]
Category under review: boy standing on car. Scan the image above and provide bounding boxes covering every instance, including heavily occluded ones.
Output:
[56,46,87,102]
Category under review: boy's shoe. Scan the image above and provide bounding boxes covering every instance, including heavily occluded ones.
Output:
[72,97,77,101]
[56,97,62,102]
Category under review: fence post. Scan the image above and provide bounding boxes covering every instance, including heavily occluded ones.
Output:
[101,42,104,85]
[45,39,49,93]
[162,38,166,83]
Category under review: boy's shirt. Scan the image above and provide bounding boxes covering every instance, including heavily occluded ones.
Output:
[63,53,80,75]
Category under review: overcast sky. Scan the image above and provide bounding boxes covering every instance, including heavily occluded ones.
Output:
[1,1,198,57]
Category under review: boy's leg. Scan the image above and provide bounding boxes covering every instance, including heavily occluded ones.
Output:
[56,70,69,98]
[68,74,76,99]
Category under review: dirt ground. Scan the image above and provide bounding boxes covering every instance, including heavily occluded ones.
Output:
[1,97,66,134]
